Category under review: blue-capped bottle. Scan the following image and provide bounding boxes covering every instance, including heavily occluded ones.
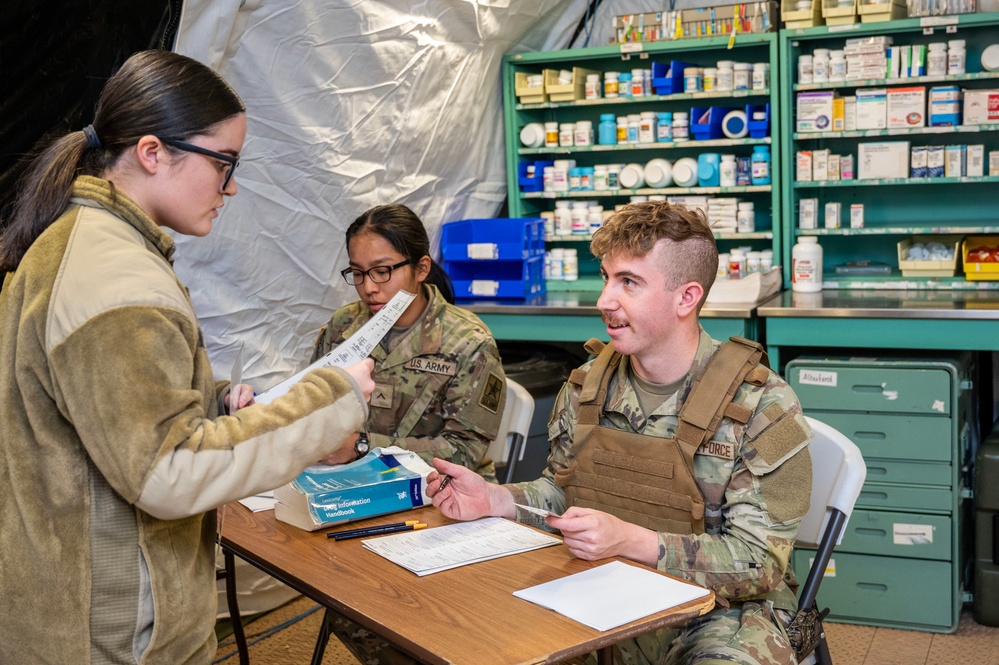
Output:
[751,145,771,185]
[656,112,673,142]
[598,113,617,146]
[619,72,633,98]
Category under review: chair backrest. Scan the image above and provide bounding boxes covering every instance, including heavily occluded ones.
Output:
[486,378,535,484]
[796,416,868,548]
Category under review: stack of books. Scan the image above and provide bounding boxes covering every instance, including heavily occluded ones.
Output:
[274,446,434,532]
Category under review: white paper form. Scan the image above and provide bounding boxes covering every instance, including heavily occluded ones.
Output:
[360,517,561,576]
[255,289,416,404]
[238,491,276,512]
[513,560,711,631]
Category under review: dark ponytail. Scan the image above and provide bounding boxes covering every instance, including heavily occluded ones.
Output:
[0,50,245,272]
[346,204,455,304]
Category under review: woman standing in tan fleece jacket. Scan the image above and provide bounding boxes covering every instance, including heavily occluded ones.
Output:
[0,50,373,664]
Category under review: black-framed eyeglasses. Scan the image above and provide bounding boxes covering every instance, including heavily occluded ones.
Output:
[161,138,240,191]
[341,260,411,286]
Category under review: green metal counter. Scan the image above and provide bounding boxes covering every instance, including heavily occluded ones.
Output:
[758,290,999,368]
[459,292,762,343]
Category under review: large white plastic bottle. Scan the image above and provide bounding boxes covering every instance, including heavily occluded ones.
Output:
[792,236,823,292]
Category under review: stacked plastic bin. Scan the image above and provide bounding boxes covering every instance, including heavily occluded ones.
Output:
[441,217,546,299]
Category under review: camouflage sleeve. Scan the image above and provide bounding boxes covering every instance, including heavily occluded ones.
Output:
[656,379,812,603]
[309,320,336,364]
[370,340,505,474]
[507,380,574,530]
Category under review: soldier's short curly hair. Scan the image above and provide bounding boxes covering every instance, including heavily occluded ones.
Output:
[590,201,718,309]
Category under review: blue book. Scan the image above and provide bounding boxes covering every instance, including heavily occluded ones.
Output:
[274,446,433,531]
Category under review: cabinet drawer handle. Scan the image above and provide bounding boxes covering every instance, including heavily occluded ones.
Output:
[856,582,889,592]
[853,431,887,440]
[859,491,888,502]
[855,528,886,538]
[866,466,888,476]
[851,385,885,394]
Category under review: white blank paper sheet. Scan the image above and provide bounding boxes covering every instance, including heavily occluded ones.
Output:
[513,560,711,631]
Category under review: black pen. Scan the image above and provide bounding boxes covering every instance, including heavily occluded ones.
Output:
[331,523,427,541]
[326,520,420,539]
[437,474,453,491]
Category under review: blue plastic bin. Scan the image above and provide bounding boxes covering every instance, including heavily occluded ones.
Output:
[518,160,552,193]
[746,103,771,139]
[651,61,695,95]
[690,107,726,140]
[441,217,545,262]
[446,256,546,299]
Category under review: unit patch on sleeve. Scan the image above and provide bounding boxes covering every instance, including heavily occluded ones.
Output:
[479,372,504,413]
[405,358,457,376]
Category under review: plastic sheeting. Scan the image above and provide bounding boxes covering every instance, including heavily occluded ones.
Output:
[173,0,589,390]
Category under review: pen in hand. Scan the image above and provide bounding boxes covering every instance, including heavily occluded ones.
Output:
[437,474,453,491]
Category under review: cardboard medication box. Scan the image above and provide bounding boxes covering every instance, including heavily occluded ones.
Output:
[859,141,910,179]
[887,87,926,128]
[963,89,999,125]
[799,198,819,229]
[797,151,813,181]
[930,86,962,127]
[911,145,927,178]
[927,145,945,177]
[945,145,966,177]
[813,149,830,181]
[968,145,984,177]
[797,92,837,132]
[856,88,888,130]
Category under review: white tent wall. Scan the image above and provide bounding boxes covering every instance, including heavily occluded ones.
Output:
[174,0,710,617]
[173,0,590,392]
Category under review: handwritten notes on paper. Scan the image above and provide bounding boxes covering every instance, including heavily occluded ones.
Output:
[360,517,561,576]
[514,560,711,631]
[255,289,416,404]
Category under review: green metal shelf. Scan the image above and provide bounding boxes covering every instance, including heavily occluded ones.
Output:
[797,224,999,236]
[793,70,999,92]
[505,32,781,297]
[793,176,999,188]
[519,137,771,155]
[545,276,605,292]
[525,184,771,199]
[820,275,999,290]
[547,231,774,242]
[793,124,999,140]
[779,13,999,294]
[516,88,769,111]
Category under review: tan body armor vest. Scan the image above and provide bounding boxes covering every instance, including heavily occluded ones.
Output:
[554,336,769,535]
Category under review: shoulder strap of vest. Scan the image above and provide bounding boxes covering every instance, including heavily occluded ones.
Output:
[574,338,622,427]
[675,336,768,451]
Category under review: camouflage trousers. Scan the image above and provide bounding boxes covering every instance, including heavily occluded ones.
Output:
[326,602,795,665]
[573,602,797,665]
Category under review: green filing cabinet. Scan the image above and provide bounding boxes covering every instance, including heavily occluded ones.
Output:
[786,354,975,632]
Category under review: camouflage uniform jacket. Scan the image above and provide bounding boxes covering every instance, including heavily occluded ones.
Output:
[312,284,506,479]
[508,326,812,610]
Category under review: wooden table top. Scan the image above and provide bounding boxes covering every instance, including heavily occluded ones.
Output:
[220,503,714,665]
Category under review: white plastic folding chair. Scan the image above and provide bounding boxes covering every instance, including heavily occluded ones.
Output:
[792,416,868,665]
[486,378,535,484]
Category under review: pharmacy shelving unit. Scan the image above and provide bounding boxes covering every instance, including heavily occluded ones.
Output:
[502,33,781,292]
[779,12,999,290]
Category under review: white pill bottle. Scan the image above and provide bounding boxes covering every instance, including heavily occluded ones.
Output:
[792,236,823,292]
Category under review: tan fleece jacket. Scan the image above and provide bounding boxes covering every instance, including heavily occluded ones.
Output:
[0,176,366,664]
